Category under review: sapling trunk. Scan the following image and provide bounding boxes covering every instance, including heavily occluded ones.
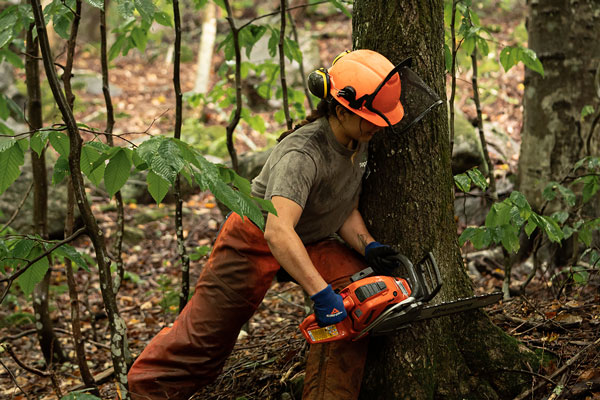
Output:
[26,23,67,366]
[29,0,131,396]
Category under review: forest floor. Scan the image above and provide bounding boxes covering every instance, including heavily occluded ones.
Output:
[1,1,599,400]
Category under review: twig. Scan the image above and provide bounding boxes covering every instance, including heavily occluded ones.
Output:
[237,0,331,31]
[497,368,557,385]
[0,359,31,400]
[513,337,600,400]
[278,0,293,130]
[0,181,33,235]
[449,0,458,152]
[172,0,191,314]
[1,343,63,398]
[0,227,87,304]
[223,0,241,172]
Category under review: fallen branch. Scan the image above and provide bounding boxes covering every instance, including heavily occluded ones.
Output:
[1,343,62,398]
[0,358,31,399]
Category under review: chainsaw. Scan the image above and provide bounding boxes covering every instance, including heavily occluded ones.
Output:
[300,252,502,344]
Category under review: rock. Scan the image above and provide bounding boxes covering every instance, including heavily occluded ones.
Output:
[71,69,123,97]
[132,208,169,225]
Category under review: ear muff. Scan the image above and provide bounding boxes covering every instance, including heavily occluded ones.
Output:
[308,67,330,99]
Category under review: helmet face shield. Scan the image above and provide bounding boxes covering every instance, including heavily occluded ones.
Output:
[362,59,443,133]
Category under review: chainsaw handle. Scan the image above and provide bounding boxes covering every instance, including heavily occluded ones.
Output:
[302,295,355,328]
[393,252,441,303]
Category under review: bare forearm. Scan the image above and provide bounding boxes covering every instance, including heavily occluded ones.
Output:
[265,228,327,296]
[338,208,375,255]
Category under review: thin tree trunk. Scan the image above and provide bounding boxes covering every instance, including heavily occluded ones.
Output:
[26,24,67,367]
[172,0,191,313]
[278,0,292,130]
[29,1,131,397]
[353,1,538,398]
[100,5,125,293]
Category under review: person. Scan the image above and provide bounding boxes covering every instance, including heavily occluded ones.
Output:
[127,49,407,400]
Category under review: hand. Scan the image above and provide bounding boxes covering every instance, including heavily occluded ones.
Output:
[364,241,400,276]
[310,285,347,327]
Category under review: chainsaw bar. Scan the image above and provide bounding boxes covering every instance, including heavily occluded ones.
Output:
[368,291,503,337]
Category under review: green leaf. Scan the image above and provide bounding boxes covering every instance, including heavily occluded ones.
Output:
[52,155,70,184]
[267,29,279,58]
[53,12,73,40]
[557,184,576,207]
[458,227,479,246]
[525,220,536,237]
[0,140,25,195]
[0,48,24,68]
[29,131,50,157]
[115,0,135,18]
[485,202,512,228]
[499,224,520,253]
[60,390,102,400]
[0,28,12,49]
[83,0,104,9]
[551,211,569,225]
[108,35,127,61]
[153,11,172,27]
[466,168,488,190]
[147,170,169,204]
[462,36,475,56]
[18,246,50,296]
[471,228,492,249]
[542,182,558,202]
[134,0,155,23]
[252,196,277,216]
[149,139,185,184]
[581,105,595,120]
[131,27,148,52]
[454,173,471,192]
[104,148,131,196]
[531,214,563,243]
[581,175,599,203]
[81,144,105,186]
[54,244,90,272]
[49,131,70,157]
[444,43,452,72]
[499,46,518,72]
[328,0,351,17]
[520,48,544,76]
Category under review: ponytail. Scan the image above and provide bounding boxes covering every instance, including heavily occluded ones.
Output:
[277,98,340,142]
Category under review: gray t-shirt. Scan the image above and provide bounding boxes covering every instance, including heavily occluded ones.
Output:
[251,117,368,244]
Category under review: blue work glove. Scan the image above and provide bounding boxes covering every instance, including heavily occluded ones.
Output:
[310,285,347,327]
[364,241,400,276]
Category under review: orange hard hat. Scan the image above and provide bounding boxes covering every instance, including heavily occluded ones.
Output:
[328,49,404,127]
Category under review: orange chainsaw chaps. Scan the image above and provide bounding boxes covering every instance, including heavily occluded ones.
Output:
[127,212,369,400]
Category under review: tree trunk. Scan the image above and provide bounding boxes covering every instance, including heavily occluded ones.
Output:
[353,1,538,398]
[26,25,67,366]
[518,0,600,263]
[519,0,600,209]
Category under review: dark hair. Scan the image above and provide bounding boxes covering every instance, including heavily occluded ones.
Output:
[277,98,343,142]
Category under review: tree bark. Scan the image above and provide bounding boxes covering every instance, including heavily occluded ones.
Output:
[26,25,67,366]
[519,0,600,210]
[518,0,600,264]
[353,1,538,398]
